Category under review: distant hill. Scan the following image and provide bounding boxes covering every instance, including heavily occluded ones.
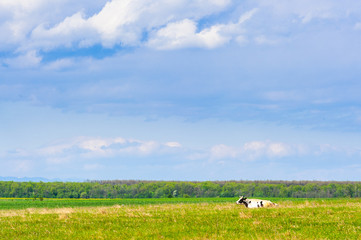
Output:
[0,176,84,182]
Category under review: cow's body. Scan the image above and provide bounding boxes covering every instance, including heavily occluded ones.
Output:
[236,196,277,208]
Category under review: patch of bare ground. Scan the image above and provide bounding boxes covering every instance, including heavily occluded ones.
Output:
[278,200,361,209]
[0,203,197,218]
[0,208,78,219]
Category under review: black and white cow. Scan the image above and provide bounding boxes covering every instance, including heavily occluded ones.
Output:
[236,196,277,208]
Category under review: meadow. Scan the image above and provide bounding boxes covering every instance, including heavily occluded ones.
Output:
[1,198,361,239]
[0,197,232,210]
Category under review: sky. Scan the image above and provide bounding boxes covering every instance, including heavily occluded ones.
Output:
[1,0,361,181]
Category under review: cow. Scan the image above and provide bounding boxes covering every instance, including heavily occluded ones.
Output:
[236,196,277,208]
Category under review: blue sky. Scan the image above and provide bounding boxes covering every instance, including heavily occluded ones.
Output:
[1,0,361,181]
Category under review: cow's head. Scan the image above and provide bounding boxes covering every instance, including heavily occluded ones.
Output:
[236,196,247,205]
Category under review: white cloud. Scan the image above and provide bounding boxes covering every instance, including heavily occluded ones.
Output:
[1,0,361,56]
[254,35,280,45]
[4,134,361,180]
[34,136,184,162]
[78,138,111,152]
[12,0,233,51]
[30,12,93,50]
[147,19,199,49]
[147,19,231,49]
[39,143,73,156]
[0,0,105,46]
[243,141,266,151]
[316,144,339,155]
[3,50,41,68]
[147,9,257,50]
[210,141,298,161]
[267,143,289,157]
[0,0,59,49]
[242,141,268,160]
[210,144,238,159]
[87,0,232,45]
[43,58,74,70]
[136,141,159,154]
[0,0,46,10]
[165,142,182,148]
[208,141,361,162]
[0,0,245,53]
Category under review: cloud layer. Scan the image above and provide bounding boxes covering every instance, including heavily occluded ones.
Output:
[4,135,360,174]
[1,0,235,54]
[1,0,361,58]
[38,137,182,160]
[1,1,361,180]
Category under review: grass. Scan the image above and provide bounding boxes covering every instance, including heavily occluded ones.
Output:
[0,197,233,210]
[0,198,361,239]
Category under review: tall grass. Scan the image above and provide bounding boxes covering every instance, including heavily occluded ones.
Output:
[0,198,360,239]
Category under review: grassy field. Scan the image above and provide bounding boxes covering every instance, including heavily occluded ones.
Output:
[0,198,360,239]
[0,197,233,210]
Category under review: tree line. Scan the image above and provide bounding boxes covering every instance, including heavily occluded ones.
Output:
[1,180,361,199]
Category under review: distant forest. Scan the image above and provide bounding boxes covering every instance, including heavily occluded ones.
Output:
[1,180,361,199]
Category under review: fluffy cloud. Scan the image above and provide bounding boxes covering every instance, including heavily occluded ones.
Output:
[207,141,361,162]
[2,50,41,68]
[0,0,250,53]
[1,0,361,58]
[210,144,238,159]
[17,0,234,51]
[147,9,256,49]
[3,134,361,179]
[267,143,289,157]
[164,142,182,148]
[210,141,297,161]
[0,0,90,49]
[30,12,93,50]
[37,137,183,161]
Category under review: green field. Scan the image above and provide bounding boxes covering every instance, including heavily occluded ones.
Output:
[1,198,360,239]
[0,197,233,210]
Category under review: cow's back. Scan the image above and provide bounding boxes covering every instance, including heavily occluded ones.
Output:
[261,200,276,207]
[246,199,276,208]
